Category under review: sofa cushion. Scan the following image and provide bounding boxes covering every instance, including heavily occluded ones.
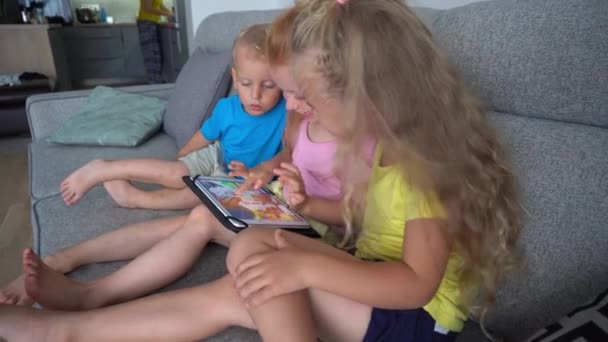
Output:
[195,7,440,53]
[29,133,178,200]
[433,0,608,127]
[195,10,283,54]
[49,86,166,147]
[483,111,608,340]
[32,190,260,341]
[163,49,232,149]
[27,84,174,141]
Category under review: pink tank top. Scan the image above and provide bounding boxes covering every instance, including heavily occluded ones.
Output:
[289,119,343,201]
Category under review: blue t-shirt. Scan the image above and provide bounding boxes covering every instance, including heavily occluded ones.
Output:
[201,95,286,169]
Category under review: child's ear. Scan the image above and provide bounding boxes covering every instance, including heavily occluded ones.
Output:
[231,67,238,88]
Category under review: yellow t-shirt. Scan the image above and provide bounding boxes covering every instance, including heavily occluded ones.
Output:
[355,147,468,332]
[138,0,163,23]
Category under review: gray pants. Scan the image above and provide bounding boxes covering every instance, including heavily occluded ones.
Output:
[137,20,163,84]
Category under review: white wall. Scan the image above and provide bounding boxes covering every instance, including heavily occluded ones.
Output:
[185,0,286,53]
[185,0,491,53]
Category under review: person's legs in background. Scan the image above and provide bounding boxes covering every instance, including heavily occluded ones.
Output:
[137,20,163,84]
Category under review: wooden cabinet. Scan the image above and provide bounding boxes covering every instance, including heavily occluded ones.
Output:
[60,23,187,89]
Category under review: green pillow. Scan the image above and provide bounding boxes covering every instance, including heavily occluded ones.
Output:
[49,86,166,147]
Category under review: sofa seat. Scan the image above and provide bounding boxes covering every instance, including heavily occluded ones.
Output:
[29,133,178,201]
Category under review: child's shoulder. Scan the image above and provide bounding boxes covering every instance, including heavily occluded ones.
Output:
[211,95,243,117]
[216,95,240,108]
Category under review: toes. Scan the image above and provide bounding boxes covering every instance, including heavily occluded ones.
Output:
[23,262,38,276]
[62,190,75,202]
[61,192,72,204]
[17,296,31,306]
[21,248,31,260]
[22,249,41,275]
[67,194,80,205]
[27,250,42,265]
[0,292,17,305]
[64,192,78,205]
[23,248,36,263]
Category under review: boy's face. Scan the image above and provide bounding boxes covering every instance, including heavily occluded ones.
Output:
[232,48,282,116]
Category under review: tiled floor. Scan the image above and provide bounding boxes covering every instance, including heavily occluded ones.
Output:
[0,136,31,287]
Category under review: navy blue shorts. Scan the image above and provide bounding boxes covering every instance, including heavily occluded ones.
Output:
[363,308,458,342]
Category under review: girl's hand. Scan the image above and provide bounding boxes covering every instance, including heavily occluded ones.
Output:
[228,161,274,194]
[234,230,311,307]
[274,162,308,211]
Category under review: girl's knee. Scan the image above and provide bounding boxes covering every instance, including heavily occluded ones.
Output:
[226,229,277,274]
[173,160,190,175]
[188,205,214,222]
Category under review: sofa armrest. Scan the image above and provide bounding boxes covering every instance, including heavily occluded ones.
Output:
[26,83,175,141]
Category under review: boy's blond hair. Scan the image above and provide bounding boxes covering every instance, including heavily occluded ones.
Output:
[289,0,521,320]
[232,24,269,67]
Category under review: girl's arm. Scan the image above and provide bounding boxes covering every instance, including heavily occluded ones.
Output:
[142,0,173,17]
[299,198,344,226]
[160,3,173,15]
[303,218,451,309]
[177,131,212,158]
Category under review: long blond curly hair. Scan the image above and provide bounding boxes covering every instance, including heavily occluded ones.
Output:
[288,0,522,316]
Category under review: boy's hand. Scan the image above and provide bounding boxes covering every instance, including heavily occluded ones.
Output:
[274,162,308,211]
[229,161,274,194]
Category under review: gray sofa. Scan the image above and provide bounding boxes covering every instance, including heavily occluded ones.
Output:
[26,1,607,341]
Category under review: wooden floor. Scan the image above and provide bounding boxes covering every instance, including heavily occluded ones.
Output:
[0,136,31,287]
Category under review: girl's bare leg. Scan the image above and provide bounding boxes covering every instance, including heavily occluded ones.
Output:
[104,181,200,210]
[60,159,190,205]
[0,215,187,307]
[0,275,255,342]
[49,215,189,273]
[26,205,235,311]
[227,229,372,342]
[1,230,371,342]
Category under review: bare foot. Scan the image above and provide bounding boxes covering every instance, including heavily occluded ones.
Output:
[22,248,91,311]
[104,180,137,208]
[0,249,78,307]
[60,159,106,205]
[0,273,33,306]
[0,304,61,342]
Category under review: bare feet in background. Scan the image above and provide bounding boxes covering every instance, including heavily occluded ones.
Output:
[0,250,33,306]
[23,248,91,311]
[60,159,105,205]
